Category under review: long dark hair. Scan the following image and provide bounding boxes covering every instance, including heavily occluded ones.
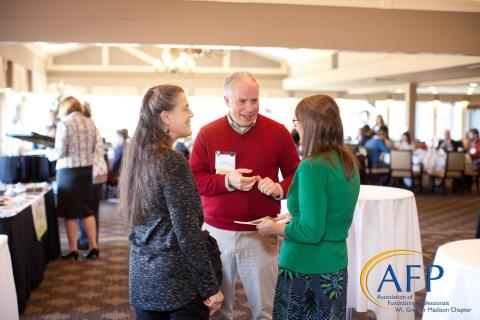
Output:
[402,131,412,144]
[118,85,184,225]
[295,95,359,180]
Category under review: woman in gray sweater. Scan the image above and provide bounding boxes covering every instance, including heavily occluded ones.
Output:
[119,85,223,319]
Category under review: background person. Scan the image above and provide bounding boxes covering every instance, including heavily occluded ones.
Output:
[77,102,108,250]
[119,85,223,319]
[468,128,480,169]
[365,127,390,168]
[373,114,387,133]
[396,131,415,151]
[357,125,372,146]
[111,128,129,178]
[55,96,99,259]
[257,94,360,320]
[190,72,300,320]
[437,129,461,152]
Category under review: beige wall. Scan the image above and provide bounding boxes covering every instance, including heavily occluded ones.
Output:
[0,1,479,55]
[0,44,47,92]
[46,72,287,97]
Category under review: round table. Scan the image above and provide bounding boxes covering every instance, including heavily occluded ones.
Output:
[0,235,19,320]
[347,185,424,320]
[423,239,480,320]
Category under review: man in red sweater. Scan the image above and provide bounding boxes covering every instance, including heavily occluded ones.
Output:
[190,72,300,319]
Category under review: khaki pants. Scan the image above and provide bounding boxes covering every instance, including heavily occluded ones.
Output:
[204,224,279,320]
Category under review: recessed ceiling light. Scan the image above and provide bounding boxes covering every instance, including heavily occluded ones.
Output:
[395,88,404,94]
[470,83,478,88]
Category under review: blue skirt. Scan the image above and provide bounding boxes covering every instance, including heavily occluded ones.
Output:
[273,266,348,320]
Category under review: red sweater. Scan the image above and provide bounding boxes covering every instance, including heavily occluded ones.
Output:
[470,138,480,160]
[190,114,300,231]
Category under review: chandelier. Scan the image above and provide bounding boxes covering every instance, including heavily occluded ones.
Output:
[153,48,224,73]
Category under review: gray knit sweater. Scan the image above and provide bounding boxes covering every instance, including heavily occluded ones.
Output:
[128,149,219,311]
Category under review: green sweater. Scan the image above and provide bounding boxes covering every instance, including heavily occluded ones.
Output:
[281,152,360,274]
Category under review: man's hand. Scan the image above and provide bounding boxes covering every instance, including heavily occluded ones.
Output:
[203,291,224,315]
[227,169,257,191]
[257,176,282,197]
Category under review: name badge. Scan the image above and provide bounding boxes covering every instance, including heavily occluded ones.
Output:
[215,151,236,174]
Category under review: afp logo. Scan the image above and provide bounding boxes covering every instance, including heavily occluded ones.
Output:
[360,249,443,308]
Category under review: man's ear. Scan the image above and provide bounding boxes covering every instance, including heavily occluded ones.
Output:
[224,95,229,107]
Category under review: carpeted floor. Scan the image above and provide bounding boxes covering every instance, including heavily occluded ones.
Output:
[20,191,479,320]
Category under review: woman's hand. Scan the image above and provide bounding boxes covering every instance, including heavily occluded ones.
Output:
[257,218,286,237]
[274,212,291,223]
[203,290,224,315]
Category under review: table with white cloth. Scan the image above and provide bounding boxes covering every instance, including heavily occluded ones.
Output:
[422,239,480,320]
[0,235,19,320]
[347,185,425,320]
[413,150,446,174]
[0,185,60,314]
[413,149,474,175]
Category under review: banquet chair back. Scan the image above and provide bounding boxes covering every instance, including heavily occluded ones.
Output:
[391,150,411,172]
[364,149,390,185]
[477,209,480,238]
[446,152,465,173]
[431,151,465,195]
[390,150,423,192]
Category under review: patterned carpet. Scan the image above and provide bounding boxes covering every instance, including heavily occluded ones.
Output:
[20,191,479,320]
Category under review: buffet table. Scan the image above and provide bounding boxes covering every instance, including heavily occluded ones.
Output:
[0,186,60,314]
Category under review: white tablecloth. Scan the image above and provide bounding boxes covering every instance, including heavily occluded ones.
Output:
[0,235,19,320]
[0,184,51,219]
[347,185,424,320]
[423,239,480,320]
[413,150,446,174]
[414,150,474,175]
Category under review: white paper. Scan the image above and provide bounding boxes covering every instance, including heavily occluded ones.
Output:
[234,216,291,226]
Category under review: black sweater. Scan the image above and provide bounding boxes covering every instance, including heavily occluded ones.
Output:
[128,149,219,311]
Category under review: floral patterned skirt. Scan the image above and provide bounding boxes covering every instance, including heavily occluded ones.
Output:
[273,266,348,320]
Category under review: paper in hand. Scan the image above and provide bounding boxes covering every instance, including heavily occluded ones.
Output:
[234,215,291,226]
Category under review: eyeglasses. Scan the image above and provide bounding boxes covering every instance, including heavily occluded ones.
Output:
[292,118,299,127]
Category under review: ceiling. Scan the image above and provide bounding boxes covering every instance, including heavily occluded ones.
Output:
[191,0,480,13]
[2,0,478,98]
[25,42,480,98]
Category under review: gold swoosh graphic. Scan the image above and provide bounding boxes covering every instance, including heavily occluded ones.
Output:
[360,249,424,308]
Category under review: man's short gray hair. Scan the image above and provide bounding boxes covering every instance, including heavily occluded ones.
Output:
[224,71,259,95]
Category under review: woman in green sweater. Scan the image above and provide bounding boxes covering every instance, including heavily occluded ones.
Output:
[257,94,360,320]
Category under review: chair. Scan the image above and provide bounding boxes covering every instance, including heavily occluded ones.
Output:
[390,150,423,192]
[476,209,480,238]
[364,148,390,185]
[353,146,367,184]
[464,166,479,194]
[430,151,465,195]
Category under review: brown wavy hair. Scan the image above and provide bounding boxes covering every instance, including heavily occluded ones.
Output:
[118,85,184,225]
[295,95,358,180]
[60,96,83,115]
